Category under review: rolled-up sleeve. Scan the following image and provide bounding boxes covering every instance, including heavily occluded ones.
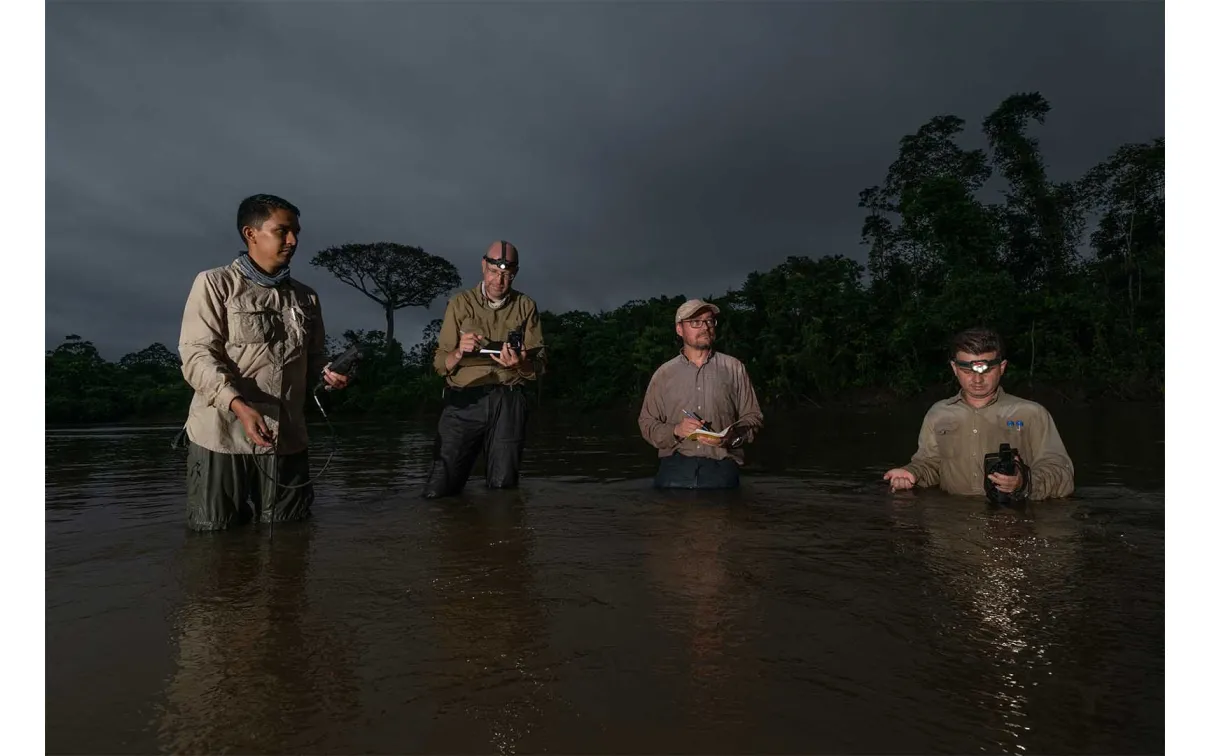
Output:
[179,272,240,412]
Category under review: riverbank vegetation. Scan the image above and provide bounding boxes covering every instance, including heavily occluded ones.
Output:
[47,93,1162,424]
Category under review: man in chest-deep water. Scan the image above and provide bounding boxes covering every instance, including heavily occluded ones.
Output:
[883,327,1075,501]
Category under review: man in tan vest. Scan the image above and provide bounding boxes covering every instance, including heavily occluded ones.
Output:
[178,194,350,531]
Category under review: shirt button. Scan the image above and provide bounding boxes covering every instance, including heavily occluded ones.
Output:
[973,429,978,434]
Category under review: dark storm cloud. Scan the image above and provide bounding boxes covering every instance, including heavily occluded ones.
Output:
[46,0,1163,359]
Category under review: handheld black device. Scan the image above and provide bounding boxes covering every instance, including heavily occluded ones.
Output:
[316,343,362,393]
[507,328,524,352]
[475,329,529,356]
[983,442,1020,505]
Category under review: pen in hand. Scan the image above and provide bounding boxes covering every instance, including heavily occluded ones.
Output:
[682,409,713,432]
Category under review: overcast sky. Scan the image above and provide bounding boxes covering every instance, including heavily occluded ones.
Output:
[46,0,1163,360]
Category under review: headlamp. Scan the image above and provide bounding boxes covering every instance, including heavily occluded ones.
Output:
[483,255,518,273]
[954,357,1004,374]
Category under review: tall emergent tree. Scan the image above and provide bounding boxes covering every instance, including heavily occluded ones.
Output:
[310,242,462,351]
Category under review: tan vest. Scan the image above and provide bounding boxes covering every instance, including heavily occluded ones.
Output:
[178,262,326,455]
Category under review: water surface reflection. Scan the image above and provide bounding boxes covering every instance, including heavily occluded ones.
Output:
[46,405,1163,755]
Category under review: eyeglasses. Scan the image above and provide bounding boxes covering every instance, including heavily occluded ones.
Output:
[485,267,517,280]
[953,357,1004,374]
[682,318,717,329]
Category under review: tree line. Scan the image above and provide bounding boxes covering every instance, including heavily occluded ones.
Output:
[46,92,1162,424]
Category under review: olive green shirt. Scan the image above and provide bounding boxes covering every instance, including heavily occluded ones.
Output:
[638,350,764,464]
[178,262,326,456]
[903,388,1075,500]
[432,284,547,388]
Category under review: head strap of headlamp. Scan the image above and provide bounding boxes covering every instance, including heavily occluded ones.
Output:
[484,240,517,272]
[953,357,1004,374]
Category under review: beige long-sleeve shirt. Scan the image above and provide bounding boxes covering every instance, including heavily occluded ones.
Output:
[638,350,764,464]
[902,388,1075,499]
[178,262,326,456]
[432,285,547,389]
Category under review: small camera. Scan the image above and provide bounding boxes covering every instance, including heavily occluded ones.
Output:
[983,442,1020,505]
[507,328,524,352]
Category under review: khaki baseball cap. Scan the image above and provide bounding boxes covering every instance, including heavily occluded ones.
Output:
[675,299,720,324]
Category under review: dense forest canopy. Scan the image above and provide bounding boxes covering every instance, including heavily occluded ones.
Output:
[47,93,1163,423]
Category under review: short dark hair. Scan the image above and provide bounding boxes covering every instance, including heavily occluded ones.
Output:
[951,327,1004,359]
[236,194,300,243]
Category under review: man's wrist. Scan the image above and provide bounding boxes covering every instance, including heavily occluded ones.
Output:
[1013,463,1032,499]
[216,384,242,414]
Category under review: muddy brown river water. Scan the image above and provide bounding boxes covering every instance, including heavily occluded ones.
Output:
[46,402,1163,754]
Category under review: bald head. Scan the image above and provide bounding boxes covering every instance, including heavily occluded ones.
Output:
[485,239,519,264]
[481,239,520,300]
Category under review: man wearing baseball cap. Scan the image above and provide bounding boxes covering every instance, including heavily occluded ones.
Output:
[637,298,764,489]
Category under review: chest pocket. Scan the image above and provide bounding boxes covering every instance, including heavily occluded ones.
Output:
[460,316,483,334]
[289,302,318,344]
[229,309,281,345]
[933,419,961,458]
